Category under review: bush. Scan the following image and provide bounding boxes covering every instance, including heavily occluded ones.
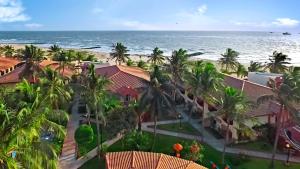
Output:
[75,124,94,145]
[123,130,151,151]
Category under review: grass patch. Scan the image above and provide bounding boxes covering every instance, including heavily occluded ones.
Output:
[77,123,107,156]
[232,140,273,152]
[153,122,201,135]
[79,132,300,169]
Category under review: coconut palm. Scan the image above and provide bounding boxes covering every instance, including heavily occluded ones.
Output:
[54,50,75,75]
[20,45,45,83]
[216,87,253,165]
[248,61,264,72]
[235,63,248,78]
[126,59,135,66]
[85,64,110,161]
[75,51,87,66]
[48,44,61,58]
[167,48,188,100]
[257,72,300,169]
[218,48,239,73]
[1,45,15,58]
[110,42,129,65]
[265,51,291,73]
[137,60,147,70]
[184,62,223,140]
[139,77,174,150]
[148,47,165,65]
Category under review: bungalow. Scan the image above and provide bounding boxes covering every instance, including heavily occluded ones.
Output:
[95,64,150,104]
[0,57,22,76]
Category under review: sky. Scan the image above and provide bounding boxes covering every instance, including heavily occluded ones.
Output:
[0,0,300,31]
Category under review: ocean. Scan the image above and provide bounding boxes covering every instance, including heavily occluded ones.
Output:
[0,31,299,65]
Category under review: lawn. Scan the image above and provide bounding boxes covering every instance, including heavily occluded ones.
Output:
[153,122,201,135]
[77,123,108,156]
[232,139,274,152]
[79,132,300,169]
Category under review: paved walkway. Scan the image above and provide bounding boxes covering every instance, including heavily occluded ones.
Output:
[142,105,300,163]
[59,95,81,169]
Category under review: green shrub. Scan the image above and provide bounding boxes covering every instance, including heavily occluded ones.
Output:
[75,124,94,145]
[123,130,151,151]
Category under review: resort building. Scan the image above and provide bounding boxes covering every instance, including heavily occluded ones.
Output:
[94,64,150,104]
[105,151,207,169]
[0,57,22,76]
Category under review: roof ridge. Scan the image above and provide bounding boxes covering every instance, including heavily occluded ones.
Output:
[155,153,163,169]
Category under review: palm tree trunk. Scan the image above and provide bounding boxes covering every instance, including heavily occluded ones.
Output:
[201,102,208,142]
[222,121,230,165]
[151,116,158,151]
[270,104,284,169]
[138,114,142,132]
[94,106,102,162]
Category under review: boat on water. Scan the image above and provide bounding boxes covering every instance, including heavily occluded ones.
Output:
[283,32,291,35]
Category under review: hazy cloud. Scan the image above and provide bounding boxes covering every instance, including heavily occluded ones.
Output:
[0,0,30,22]
[25,23,43,29]
[272,18,299,27]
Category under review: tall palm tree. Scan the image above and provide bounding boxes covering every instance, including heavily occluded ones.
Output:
[148,47,164,65]
[48,44,61,58]
[248,61,264,72]
[75,51,87,66]
[257,72,300,169]
[85,64,110,161]
[216,87,253,165]
[167,48,188,100]
[184,62,223,140]
[54,50,74,75]
[265,51,291,73]
[139,78,174,150]
[218,48,239,73]
[21,45,45,83]
[110,42,129,65]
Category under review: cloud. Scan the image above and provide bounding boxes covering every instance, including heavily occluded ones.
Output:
[272,18,299,27]
[121,20,159,30]
[0,0,30,22]
[25,23,43,29]
[231,21,270,28]
[197,5,207,15]
[92,7,103,14]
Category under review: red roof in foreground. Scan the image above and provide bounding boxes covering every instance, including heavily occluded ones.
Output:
[0,60,74,84]
[95,65,149,93]
[0,57,21,72]
[105,151,207,169]
[224,74,278,117]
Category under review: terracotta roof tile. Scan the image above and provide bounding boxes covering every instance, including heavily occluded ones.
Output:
[0,57,21,72]
[105,151,206,169]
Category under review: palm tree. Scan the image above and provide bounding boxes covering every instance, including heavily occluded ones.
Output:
[85,64,110,161]
[110,42,129,65]
[248,61,264,72]
[167,48,188,100]
[139,78,174,150]
[265,51,291,73]
[126,59,135,66]
[148,47,164,65]
[216,87,253,165]
[21,45,45,83]
[137,60,147,70]
[184,62,223,140]
[257,72,300,169]
[2,45,15,57]
[75,51,87,66]
[13,48,24,59]
[218,48,239,73]
[55,50,74,75]
[48,44,61,58]
[235,63,248,78]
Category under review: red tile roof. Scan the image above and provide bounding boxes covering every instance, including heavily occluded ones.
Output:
[105,151,207,169]
[224,74,278,116]
[95,65,149,93]
[0,60,74,84]
[0,57,21,72]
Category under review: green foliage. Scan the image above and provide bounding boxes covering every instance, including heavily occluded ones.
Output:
[181,140,205,163]
[265,51,291,73]
[123,130,151,151]
[126,59,135,66]
[219,48,239,73]
[137,60,147,69]
[110,42,129,65]
[148,47,165,65]
[75,125,94,145]
[248,61,264,72]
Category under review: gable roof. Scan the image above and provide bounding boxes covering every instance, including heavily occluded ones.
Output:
[0,57,21,72]
[105,151,207,169]
[95,65,150,93]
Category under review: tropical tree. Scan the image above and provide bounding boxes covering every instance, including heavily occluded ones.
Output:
[218,48,239,73]
[148,47,164,65]
[54,50,75,75]
[257,71,300,169]
[20,45,45,83]
[167,48,188,100]
[184,62,223,140]
[137,60,147,70]
[139,78,174,149]
[1,45,15,57]
[265,51,291,73]
[75,51,87,66]
[216,87,253,165]
[110,42,129,65]
[48,44,61,58]
[248,61,264,72]
[234,63,248,78]
[85,64,110,161]
[126,59,135,66]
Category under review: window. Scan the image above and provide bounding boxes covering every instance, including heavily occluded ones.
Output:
[125,95,131,102]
